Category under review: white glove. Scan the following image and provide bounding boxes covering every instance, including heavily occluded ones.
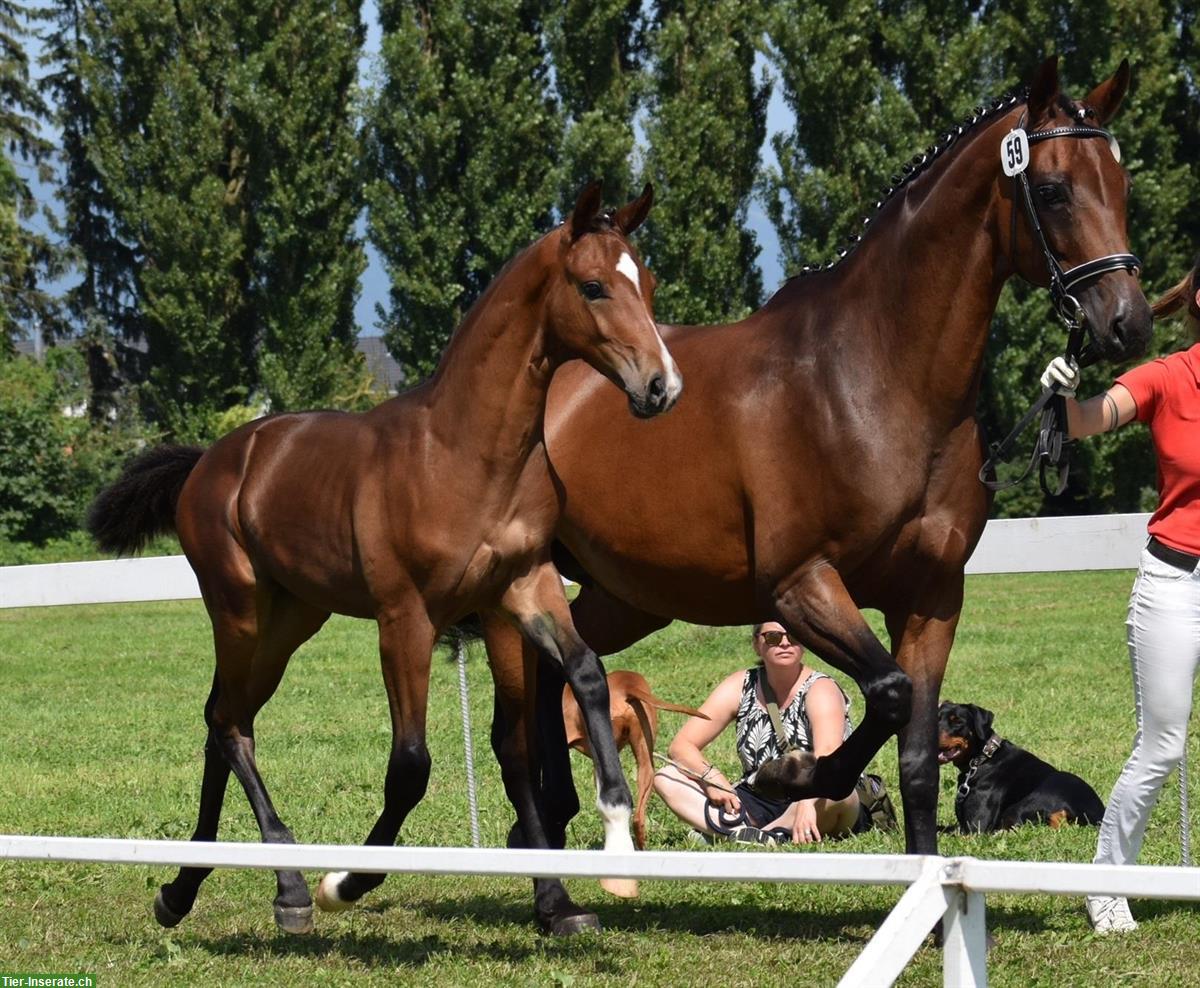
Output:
[1040,356,1080,397]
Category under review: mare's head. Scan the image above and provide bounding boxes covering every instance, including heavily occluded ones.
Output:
[1005,57,1152,362]
[545,181,681,418]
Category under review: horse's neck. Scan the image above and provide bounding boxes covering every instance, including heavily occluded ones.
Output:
[844,118,1014,419]
[423,242,556,464]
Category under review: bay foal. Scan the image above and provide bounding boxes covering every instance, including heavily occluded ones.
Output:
[88,183,680,935]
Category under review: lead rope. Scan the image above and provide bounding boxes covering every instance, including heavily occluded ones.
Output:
[455,637,482,848]
[651,752,739,795]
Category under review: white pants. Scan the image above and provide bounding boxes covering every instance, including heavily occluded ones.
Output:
[1094,544,1200,867]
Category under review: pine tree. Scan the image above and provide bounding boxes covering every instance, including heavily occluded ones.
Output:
[39,0,132,418]
[368,0,561,382]
[0,0,61,349]
[637,0,767,325]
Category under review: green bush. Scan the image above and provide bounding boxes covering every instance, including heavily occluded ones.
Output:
[0,348,152,545]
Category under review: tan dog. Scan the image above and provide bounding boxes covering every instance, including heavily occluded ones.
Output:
[563,670,707,850]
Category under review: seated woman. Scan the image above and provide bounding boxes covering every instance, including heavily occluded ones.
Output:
[653,621,860,844]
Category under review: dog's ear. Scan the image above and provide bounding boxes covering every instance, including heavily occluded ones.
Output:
[969,704,995,741]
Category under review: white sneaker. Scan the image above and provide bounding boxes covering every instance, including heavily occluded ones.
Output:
[1086,895,1138,933]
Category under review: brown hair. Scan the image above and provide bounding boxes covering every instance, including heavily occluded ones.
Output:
[1151,254,1200,343]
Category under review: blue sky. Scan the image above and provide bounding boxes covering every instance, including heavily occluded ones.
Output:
[24,4,789,338]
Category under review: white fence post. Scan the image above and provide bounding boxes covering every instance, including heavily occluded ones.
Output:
[941,858,987,988]
[838,857,950,988]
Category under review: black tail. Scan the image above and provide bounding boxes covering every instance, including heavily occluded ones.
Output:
[86,445,205,555]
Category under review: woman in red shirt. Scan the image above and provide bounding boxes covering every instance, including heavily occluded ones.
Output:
[1043,257,1200,934]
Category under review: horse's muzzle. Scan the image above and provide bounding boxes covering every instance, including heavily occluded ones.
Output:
[628,373,681,418]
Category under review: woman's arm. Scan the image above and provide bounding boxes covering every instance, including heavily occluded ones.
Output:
[804,678,851,757]
[1041,357,1137,439]
[1064,384,1137,438]
[791,678,850,843]
[666,670,741,782]
[665,671,744,814]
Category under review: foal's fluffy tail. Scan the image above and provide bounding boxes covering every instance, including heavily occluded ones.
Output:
[86,445,205,555]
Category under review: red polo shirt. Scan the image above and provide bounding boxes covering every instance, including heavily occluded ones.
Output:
[1115,343,1200,555]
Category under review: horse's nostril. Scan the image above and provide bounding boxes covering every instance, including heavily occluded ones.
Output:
[647,374,666,405]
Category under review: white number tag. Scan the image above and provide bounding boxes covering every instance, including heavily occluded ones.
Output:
[1108,135,1121,163]
[1001,128,1030,176]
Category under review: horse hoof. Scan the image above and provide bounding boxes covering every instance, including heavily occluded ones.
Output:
[315,872,353,912]
[274,903,315,935]
[547,911,602,936]
[600,877,639,899]
[153,888,187,928]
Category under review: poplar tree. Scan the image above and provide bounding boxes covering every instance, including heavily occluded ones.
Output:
[239,0,368,412]
[547,0,644,211]
[764,0,1199,516]
[52,0,367,439]
[637,0,767,325]
[367,0,561,382]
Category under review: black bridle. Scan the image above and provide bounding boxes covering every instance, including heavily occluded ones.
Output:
[981,115,1140,495]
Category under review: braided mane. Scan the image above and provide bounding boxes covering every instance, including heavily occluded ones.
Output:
[793,87,1031,277]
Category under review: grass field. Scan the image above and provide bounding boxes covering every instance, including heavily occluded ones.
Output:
[1,570,1198,986]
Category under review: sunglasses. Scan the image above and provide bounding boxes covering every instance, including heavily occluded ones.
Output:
[758,630,797,647]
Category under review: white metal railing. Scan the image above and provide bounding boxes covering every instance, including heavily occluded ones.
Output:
[1,835,1198,987]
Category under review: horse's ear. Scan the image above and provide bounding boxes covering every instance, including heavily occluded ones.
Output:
[614,184,654,236]
[1083,58,1131,125]
[970,704,995,742]
[1026,55,1060,126]
[570,180,604,241]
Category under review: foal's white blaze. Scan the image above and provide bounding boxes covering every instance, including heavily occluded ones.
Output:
[657,333,683,402]
[616,249,682,410]
[616,251,642,296]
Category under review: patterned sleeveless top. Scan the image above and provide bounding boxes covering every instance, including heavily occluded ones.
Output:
[734,667,852,780]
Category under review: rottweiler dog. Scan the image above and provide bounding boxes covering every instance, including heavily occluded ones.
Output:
[937,701,1105,833]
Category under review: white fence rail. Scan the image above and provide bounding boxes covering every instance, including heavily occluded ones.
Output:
[2,835,1198,988]
[0,512,1155,609]
[0,513,1179,987]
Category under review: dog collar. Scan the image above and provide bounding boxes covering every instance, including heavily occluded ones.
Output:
[956,734,1005,807]
[980,733,1003,760]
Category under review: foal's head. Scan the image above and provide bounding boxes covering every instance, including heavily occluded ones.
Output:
[545,182,681,418]
[1005,57,1152,362]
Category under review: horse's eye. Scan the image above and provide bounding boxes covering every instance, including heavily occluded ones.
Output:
[581,281,605,301]
[1037,183,1067,206]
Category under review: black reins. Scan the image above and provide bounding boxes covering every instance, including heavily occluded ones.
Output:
[980,115,1140,495]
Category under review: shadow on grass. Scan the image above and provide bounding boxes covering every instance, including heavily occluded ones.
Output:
[188,927,545,969]
[415,892,895,942]
[130,893,1079,971]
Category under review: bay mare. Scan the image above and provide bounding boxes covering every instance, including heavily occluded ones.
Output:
[86,184,681,936]
[484,58,1153,904]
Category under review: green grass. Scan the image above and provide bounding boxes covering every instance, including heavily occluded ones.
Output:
[1,571,1197,986]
